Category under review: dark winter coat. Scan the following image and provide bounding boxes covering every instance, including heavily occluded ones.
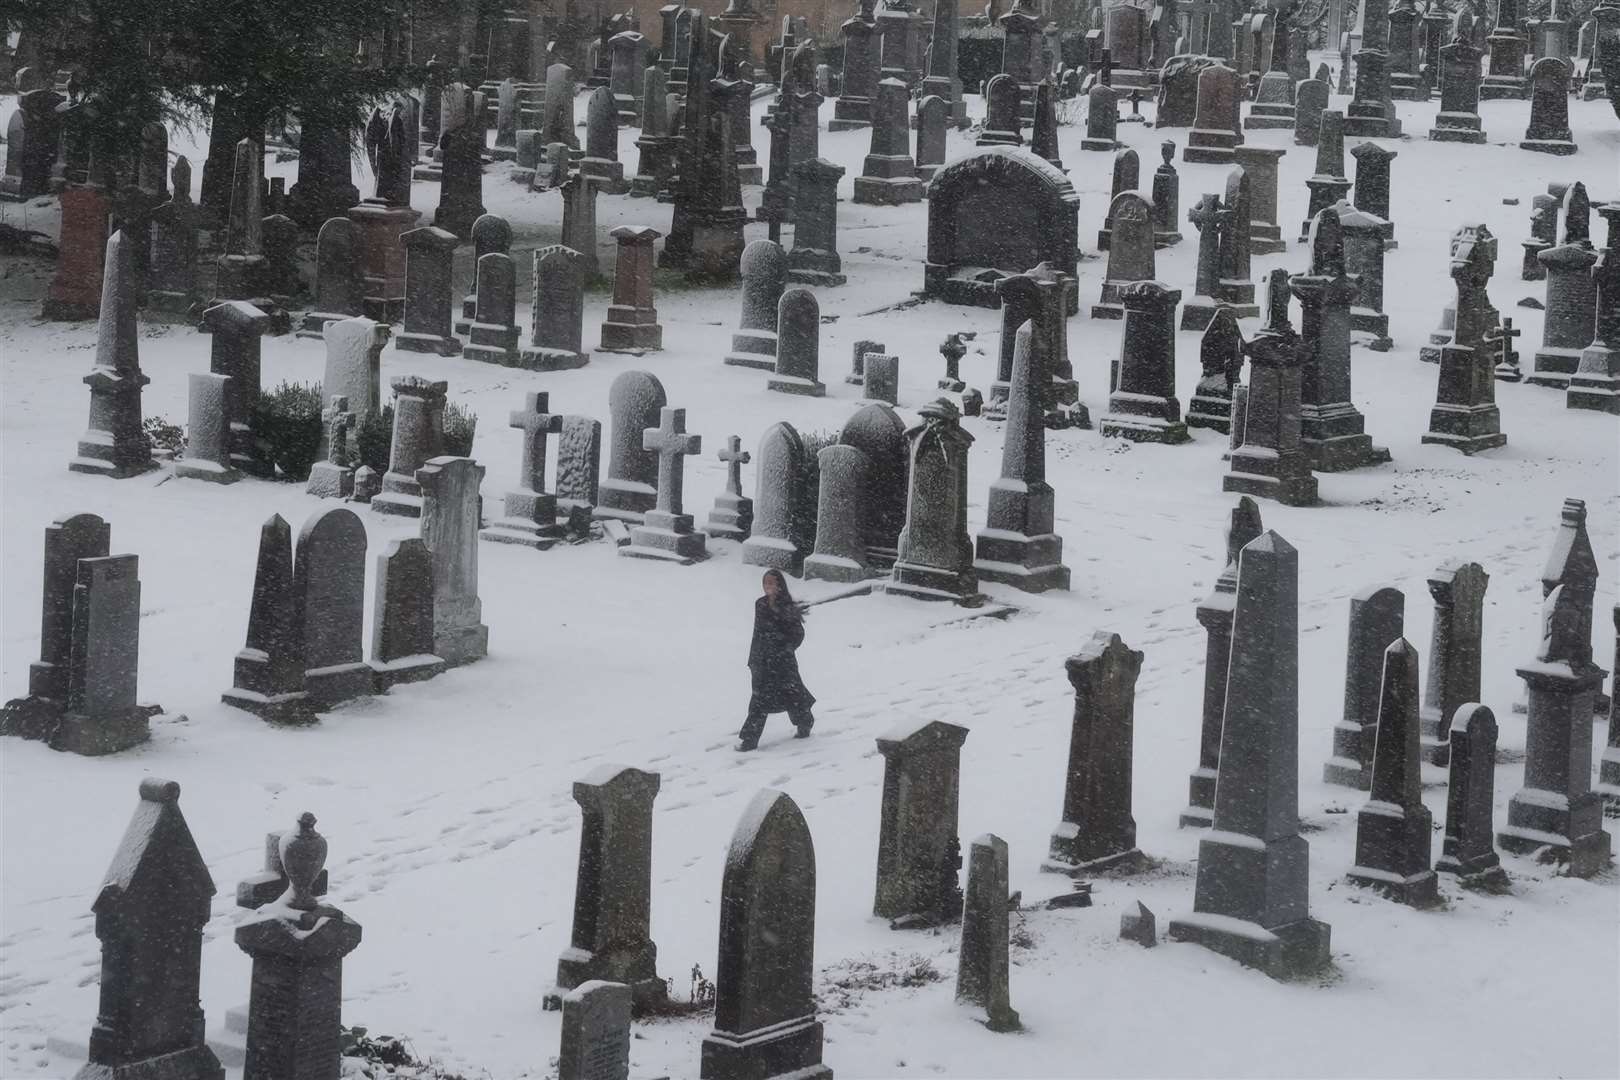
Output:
[746,595,816,715]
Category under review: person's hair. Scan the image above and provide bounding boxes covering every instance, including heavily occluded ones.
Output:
[762,568,797,609]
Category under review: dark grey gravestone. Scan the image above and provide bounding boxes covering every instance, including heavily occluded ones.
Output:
[27,512,110,702]
[786,157,847,287]
[1214,167,1258,316]
[201,300,271,477]
[560,174,603,277]
[872,719,968,924]
[1348,142,1397,246]
[599,225,664,354]
[582,86,629,193]
[1180,193,1229,332]
[235,813,362,1080]
[1324,586,1405,790]
[916,94,947,180]
[1428,39,1486,142]
[1187,306,1244,432]
[1045,630,1144,871]
[864,354,899,406]
[52,555,150,755]
[1422,226,1507,453]
[595,370,667,525]
[298,217,364,338]
[395,226,463,356]
[768,288,826,396]
[889,399,978,603]
[803,445,872,583]
[145,158,203,321]
[1180,497,1263,829]
[559,981,632,1080]
[973,322,1070,592]
[223,514,309,722]
[1301,112,1351,242]
[1292,78,1328,146]
[1528,237,1599,390]
[1150,141,1182,247]
[725,240,787,369]
[1101,281,1188,443]
[699,790,830,1080]
[1119,899,1157,946]
[368,537,445,691]
[1092,193,1156,320]
[521,245,593,371]
[556,416,604,531]
[1225,270,1319,506]
[1566,204,1620,414]
[1096,148,1139,251]
[1081,84,1119,150]
[1233,144,1285,255]
[1184,64,1239,163]
[372,375,448,518]
[294,508,371,708]
[956,833,1020,1031]
[1604,603,1620,806]
[1346,639,1441,906]
[839,402,908,563]
[1338,203,1393,350]
[741,421,809,574]
[977,74,1024,147]
[71,779,224,1080]
[1418,560,1489,766]
[1437,704,1510,888]
[1168,532,1332,979]
[853,78,923,205]
[554,767,668,1012]
[1500,499,1612,877]
[1520,58,1576,154]
[417,457,489,665]
[464,251,522,364]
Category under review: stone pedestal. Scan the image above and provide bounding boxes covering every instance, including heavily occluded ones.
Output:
[347,201,421,323]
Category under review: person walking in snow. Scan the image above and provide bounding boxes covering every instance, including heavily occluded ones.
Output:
[737,569,816,751]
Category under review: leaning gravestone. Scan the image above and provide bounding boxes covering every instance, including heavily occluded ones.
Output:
[69,779,225,1080]
[956,833,1020,1032]
[595,371,667,525]
[1044,631,1145,872]
[417,457,489,665]
[699,790,830,1080]
[222,514,309,722]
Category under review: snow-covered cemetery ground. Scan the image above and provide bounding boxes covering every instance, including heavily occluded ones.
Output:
[2,49,1618,1080]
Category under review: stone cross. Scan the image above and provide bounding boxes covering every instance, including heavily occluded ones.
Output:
[512,391,563,494]
[642,407,701,516]
[719,435,750,497]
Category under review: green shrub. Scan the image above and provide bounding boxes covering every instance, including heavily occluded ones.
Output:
[252,381,325,481]
[355,404,394,473]
[444,401,478,457]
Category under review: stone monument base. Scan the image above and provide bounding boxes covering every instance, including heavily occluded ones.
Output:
[369,653,447,692]
[853,173,924,205]
[175,457,240,485]
[48,705,153,755]
[599,310,664,353]
[1525,348,1581,390]
[724,329,778,369]
[395,331,463,356]
[973,531,1070,593]
[803,551,868,583]
[766,373,826,396]
[464,322,521,365]
[622,511,709,564]
[1421,403,1506,455]
[700,1016,832,1080]
[1167,911,1332,980]
[304,662,374,709]
[887,560,981,604]
[515,345,590,371]
[1428,114,1487,143]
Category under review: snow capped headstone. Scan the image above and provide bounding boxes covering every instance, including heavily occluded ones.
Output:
[853,78,923,205]
[596,370,668,525]
[839,403,909,564]
[786,158,848,287]
[299,218,365,338]
[623,407,708,564]
[889,399,979,603]
[321,317,388,424]
[44,553,149,755]
[1436,703,1510,888]
[768,288,827,396]
[1168,531,1332,979]
[700,790,829,1080]
[1324,586,1406,790]
[1528,186,1599,391]
[1499,500,1612,877]
[1045,631,1145,871]
[725,240,788,370]
[1416,560,1489,766]
[1181,497,1263,828]
[553,767,668,1012]
[1183,64,1239,163]
[705,436,755,542]
[1092,193,1156,320]
[803,445,872,583]
[417,456,489,665]
[559,981,633,1080]
[482,392,566,548]
[741,422,808,574]
[521,245,593,370]
[234,812,362,1080]
[1346,639,1441,906]
[174,373,239,485]
[956,833,1020,1032]
[73,779,223,1080]
[464,252,522,364]
[556,416,604,531]
[871,719,968,925]
[1428,38,1487,142]
[396,226,463,356]
[368,537,445,690]
[202,300,272,475]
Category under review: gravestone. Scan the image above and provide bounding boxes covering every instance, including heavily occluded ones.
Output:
[234,813,362,1080]
[1567,204,1620,414]
[36,551,149,755]
[803,445,872,583]
[582,86,630,193]
[561,173,604,277]
[1499,500,1612,877]
[13,513,110,713]
[854,78,924,204]
[1097,149,1140,251]
[1528,207,1599,390]
[368,537,445,690]
[1187,307,1244,432]
[1045,631,1144,871]
[1292,78,1328,146]
[1214,167,1258,316]
[609,30,648,124]
[1081,84,1120,150]
[956,834,1020,1032]
[372,376,448,518]
[556,416,604,530]
[1181,193,1230,332]
[174,373,239,485]
[1184,64,1240,163]
[1180,497,1264,828]
[705,436,755,541]
[519,245,593,371]
[457,214,515,334]
[832,0,880,131]
[222,515,309,722]
[864,354,900,406]
[1597,604,1620,806]
[321,318,387,427]
[350,103,421,323]
[558,982,632,1080]
[977,75,1023,147]
[1168,532,1332,979]
[768,288,827,396]
[1436,704,1510,887]
[1521,58,1577,154]
[1150,141,1183,247]
[395,227,463,356]
[872,720,969,924]
[840,403,909,564]
[71,779,224,1080]
[916,94,948,180]
[1422,224,1507,454]
[299,218,365,338]
[786,158,848,286]
[294,508,371,708]
[725,240,788,369]
[1156,55,1218,126]
[600,226,664,353]
[1428,38,1486,142]
[417,457,489,665]
[146,159,204,321]
[1346,640,1441,906]
[1102,281,1189,443]
[632,67,678,197]
[481,392,566,548]
[434,125,487,238]
[1301,112,1352,242]
[69,232,156,480]
[1349,142,1398,248]
[464,252,522,364]
[1417,561,1489,767]
[1225,270,1317,505]
[974,322,1071,592]
[889,399,978,602]
[554,767,667,1010]
[699,790,829,1080]
[43,184,112,322]
[200,300,271,476]
[1093,193,1157,320]
[543,63,582,149]
[596,371,667,524]
[215,138,267,300]
[1234,145,1285,255]
[1338,203,1393,350]
[741,422,809,573]
[1323,586,1406,789]
[1120,901,1157,947]
[623,407,707,564]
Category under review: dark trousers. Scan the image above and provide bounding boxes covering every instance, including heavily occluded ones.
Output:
[739,707,814,746]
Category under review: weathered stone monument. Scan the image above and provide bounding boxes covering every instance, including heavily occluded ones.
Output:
[873,719,969,926]
[740,422,809,573]
[368,537,446,690]
[1045,631,1145,872]
[1417,560,1489,766]
[371,376,448,518]
[596,370,667,524]
[520,245,594,370]
[889,399,978,603]
[1324,587,1405,789]
[725,239,788,369]
[622,407,708,564]
[417,457,490,664]
[956,834,1020,1032]
[705,436,755,541]
[481,392,567,549]
[768,288,827,396]
[1101,281,1189,443]
[1436,704,1510,888]
[69,232,155,479]
[1422,224,1508,454]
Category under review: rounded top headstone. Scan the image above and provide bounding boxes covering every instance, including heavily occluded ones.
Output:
[470,214,514,256]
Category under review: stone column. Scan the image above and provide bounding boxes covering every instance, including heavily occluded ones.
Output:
[70,231,156,479]
[956,834,1020,1031]
[599,226,664,353]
